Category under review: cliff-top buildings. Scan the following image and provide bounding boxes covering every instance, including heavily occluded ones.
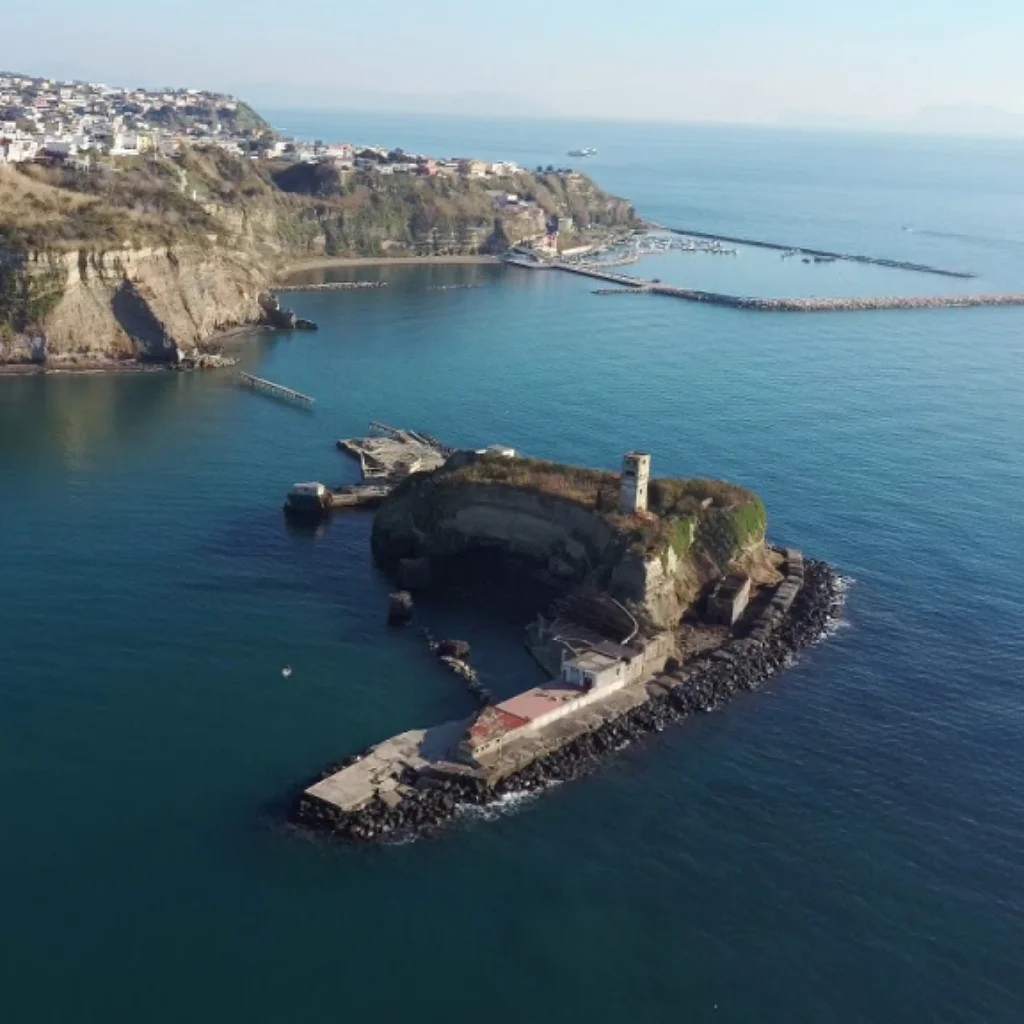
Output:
[0,71,525,182]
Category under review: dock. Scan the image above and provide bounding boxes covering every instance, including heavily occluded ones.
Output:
[284,423,455,519]
[337,421,451,481]
[328,484,391,508]
[239,372,314,406]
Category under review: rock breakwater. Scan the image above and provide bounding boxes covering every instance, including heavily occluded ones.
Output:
[293,559,843,843]
[273,281,387,292]
[656,288,1024,312]
[665,226,975,278]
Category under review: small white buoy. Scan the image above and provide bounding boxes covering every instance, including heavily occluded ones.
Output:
[281,665,293,678]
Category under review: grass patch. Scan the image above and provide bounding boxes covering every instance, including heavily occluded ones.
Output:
[441,453,765,567]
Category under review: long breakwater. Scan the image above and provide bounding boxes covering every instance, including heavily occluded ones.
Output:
[664,226,976,279]
[553,264,1024,314]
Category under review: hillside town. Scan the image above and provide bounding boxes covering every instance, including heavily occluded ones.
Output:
[0,70,637,263]
[0,70,274,164]
[0,70,534,181]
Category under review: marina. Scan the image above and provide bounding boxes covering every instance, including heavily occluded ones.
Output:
[563,232,737,270]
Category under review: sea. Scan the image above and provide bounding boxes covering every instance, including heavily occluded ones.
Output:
[1,114,1023,1023]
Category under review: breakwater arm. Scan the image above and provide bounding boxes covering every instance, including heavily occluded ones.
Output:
[555,263,1024,313]
[272,282,387,292]
[665,227,975,279]
[647,286,1024,312]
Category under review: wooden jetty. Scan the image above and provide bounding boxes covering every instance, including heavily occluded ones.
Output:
[239,372,314,406]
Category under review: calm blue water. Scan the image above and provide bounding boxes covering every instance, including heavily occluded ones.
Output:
[2,119,1023,1023]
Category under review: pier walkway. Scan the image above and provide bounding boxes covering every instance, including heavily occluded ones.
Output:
[239,372,314,406]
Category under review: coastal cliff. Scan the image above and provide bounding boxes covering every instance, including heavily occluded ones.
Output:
[271,161,639,257]
[0,246,268,365]
[0,151,637,367]
[371,452,775,630]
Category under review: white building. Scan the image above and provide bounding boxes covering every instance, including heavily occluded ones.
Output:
[619,451,651,514]
[559,641,645,691]
[111,133,141,156]
[1,139,39,163]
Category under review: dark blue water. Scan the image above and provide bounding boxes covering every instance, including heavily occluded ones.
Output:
[2,120,1023,1023]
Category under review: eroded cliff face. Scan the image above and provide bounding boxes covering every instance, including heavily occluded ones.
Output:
[0,246,269,366]
[372,469,773,630]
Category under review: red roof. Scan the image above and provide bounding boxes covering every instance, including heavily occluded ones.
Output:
[467,707,528,744]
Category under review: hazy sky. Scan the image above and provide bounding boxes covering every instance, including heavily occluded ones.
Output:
[6,0,1024,124]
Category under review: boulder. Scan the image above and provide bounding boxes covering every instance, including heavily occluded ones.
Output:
[388,590,414,625]
[437,638,471,660]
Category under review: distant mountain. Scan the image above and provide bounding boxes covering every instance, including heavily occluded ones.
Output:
[779,104,1024,139]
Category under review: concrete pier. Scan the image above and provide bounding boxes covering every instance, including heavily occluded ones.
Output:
[337,422,451,480]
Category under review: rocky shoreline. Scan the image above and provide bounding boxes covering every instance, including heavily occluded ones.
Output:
[293,558,844,843]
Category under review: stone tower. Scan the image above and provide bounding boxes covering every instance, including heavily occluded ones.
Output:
[619,451,651,513]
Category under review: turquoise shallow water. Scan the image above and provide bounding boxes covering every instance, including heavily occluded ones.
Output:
[2,121,1024,1023]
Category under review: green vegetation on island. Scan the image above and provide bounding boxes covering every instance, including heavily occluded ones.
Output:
[441,451,766,560]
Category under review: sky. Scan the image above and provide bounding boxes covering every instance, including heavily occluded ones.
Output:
[6,0,1024,129]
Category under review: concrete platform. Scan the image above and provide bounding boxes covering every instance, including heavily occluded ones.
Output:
[305,717,471,813]
[337,422,449,481]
